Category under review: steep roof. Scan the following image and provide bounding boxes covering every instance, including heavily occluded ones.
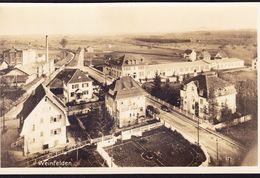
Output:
[3,47,22,53]
[108,76,147,100]
[107,54,145,67]
[184,73,236,99]
[184,49,193,54]
[207,49,228,58]
[18,84,67,121]
[58,68,92,84]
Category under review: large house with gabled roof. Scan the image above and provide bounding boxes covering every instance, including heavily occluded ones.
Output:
[16,84,70,155]
[180,72,237,121]
[105,76,148,128]
[61,68,94,103]
[104,54,146,82]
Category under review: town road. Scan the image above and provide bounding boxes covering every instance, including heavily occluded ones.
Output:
[146,96,246,166]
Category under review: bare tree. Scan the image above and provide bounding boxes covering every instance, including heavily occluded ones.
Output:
[60,38,68,49]
[59,38,68,58]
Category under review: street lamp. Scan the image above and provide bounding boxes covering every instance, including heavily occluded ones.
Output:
[226,156,231,166]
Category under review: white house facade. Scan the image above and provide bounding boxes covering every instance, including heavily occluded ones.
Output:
[104,53,244,84]
[180,73,237,121]
[62,68,94,103]
[105,76,147,128]
[17,84,70,155]
[183,49,197,62]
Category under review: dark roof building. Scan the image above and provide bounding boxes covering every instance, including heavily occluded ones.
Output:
[207,49,228,59]
[184,49,193,55]
[108,76,147,100]
[56,68,92,85]
[183,73,236,99]
[18,84,66,125]
[106,54,145,67]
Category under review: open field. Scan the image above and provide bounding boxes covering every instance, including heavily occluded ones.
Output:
[1,30,256,65]
[128,30,257,64]
[104,127,206,167]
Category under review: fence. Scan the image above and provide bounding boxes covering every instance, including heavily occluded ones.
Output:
[67,101,104,116]
[97,144,117,167]
[121,122,164,140]
[214,115,252,131]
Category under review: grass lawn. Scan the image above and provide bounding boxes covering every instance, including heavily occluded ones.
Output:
[220,120,257,148]
[104,126,206,167]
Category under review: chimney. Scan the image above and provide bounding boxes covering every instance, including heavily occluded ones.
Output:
[45,35,49,63]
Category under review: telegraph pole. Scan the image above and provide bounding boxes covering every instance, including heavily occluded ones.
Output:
[197,116,200,146]
[216,138,219,166]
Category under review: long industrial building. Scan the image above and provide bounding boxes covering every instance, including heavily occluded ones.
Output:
[103,54,245,82]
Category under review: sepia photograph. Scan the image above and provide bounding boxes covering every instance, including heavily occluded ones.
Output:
[0,2,258,173]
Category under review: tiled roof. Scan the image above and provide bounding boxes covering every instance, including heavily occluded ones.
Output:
[207,49,228,58]
[18,84,66,122]
[4,47,22,53]
[57,68,92,84]
[184,49,193,54]
[107,54,145,67]
[184,73,236,99]
[108,76,147,100]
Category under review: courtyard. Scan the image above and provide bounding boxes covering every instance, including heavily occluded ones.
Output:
[104,126,206,167]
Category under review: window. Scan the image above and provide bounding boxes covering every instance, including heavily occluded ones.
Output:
[45,97,47,102]
[40,132,43,137]
[57,128,61,134]
[121,101,123,105]
[71,92,75,97]
[200,99,203,105]
[130,113,131,117]
[72,85,75,89]
[140,107,143,112]
[32,124,35,131]
[54,117,57,122]
[32,138,35,143]
[50,130,54,136]
[54,128,61,135]
[75,84,79,89]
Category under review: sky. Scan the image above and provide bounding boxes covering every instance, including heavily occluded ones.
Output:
[0,3,258,35]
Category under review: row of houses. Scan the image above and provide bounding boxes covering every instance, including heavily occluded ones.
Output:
[183,49,228,62]
[103,53,245,82]
[14,70,237,156]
